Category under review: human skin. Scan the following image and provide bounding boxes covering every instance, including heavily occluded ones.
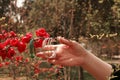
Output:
[36,37,112,80]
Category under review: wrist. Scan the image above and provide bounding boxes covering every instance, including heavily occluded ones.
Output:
[76,47,90,66]
[80,50,91,66]
[81,51,112,80]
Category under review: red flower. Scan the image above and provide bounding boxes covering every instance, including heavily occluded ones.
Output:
[44,33,50,38]
[34,68,40,74]
[0,63,3,67]
[0,43,5,50]
[2,30,6,34]
[4,39,10,46]
[7,48,16,59]
[36,28,50,38]
[26,32,32,38]
[0,50,7,60]
[36,28,45,36]
[25,58,29,63]
[10,38,19,47]
[0,34,3,39]
[9,31,16,37]
[34,39,43,48]
[5,62,10,66]
[3,32,8,38]
[21,33,32,43]
[15,56,23,62]
[17,41,26,53]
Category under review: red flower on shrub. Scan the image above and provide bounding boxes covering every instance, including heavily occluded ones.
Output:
[21,33,32,43]
[0,63,3,67]
[3,32,8,38]
[34,68,40,74]
[4,39,10,46]
[0,50,7,60]
[36,28,50,38]
[0,43,5,50]
[7,48,16,59]
[17,41,26,53]
[2,30,6,34]
[45,33,50,38]
[5,62,10,65]
[34,39,43,48]
[26,32,32,38]
[10,38,19,47]
[15,56,23,62]
[0,34,3,39]
[25,58,29,63]
[9,31,16,37]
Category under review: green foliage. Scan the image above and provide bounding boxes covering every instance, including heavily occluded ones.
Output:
[0,0,11,17]
[29,39,35,58]
[22,0,119,40]
[1,0,119,40]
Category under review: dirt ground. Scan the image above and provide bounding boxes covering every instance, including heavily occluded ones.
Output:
[0,60,119,80]
[0,77,27,80]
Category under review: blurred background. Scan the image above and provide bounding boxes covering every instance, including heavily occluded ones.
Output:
[0,0,120,80]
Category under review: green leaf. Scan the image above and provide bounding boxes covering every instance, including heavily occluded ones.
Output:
[29,38,35,58]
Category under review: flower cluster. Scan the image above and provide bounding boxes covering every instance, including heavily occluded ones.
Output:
[0,28,63,79]
[0,28,49,60]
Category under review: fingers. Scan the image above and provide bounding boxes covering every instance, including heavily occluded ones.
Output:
[48,59,57,64]
[36,51,56,59]
[48,58,74,66]
[57,36,74,46]
[36,52,48,59]
[42,45,57,51]
[42,37,75,51]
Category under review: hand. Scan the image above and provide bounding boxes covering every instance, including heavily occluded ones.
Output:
[37,37,113,80]
[36,37,88,66]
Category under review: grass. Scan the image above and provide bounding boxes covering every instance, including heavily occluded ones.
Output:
[0,72,95,80]
[0,67,98,80]
[84,70,95,80]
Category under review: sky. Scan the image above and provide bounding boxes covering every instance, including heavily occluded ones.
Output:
[16,0,25,8]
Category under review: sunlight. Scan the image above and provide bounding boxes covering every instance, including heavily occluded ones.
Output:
[16,0,25,8]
